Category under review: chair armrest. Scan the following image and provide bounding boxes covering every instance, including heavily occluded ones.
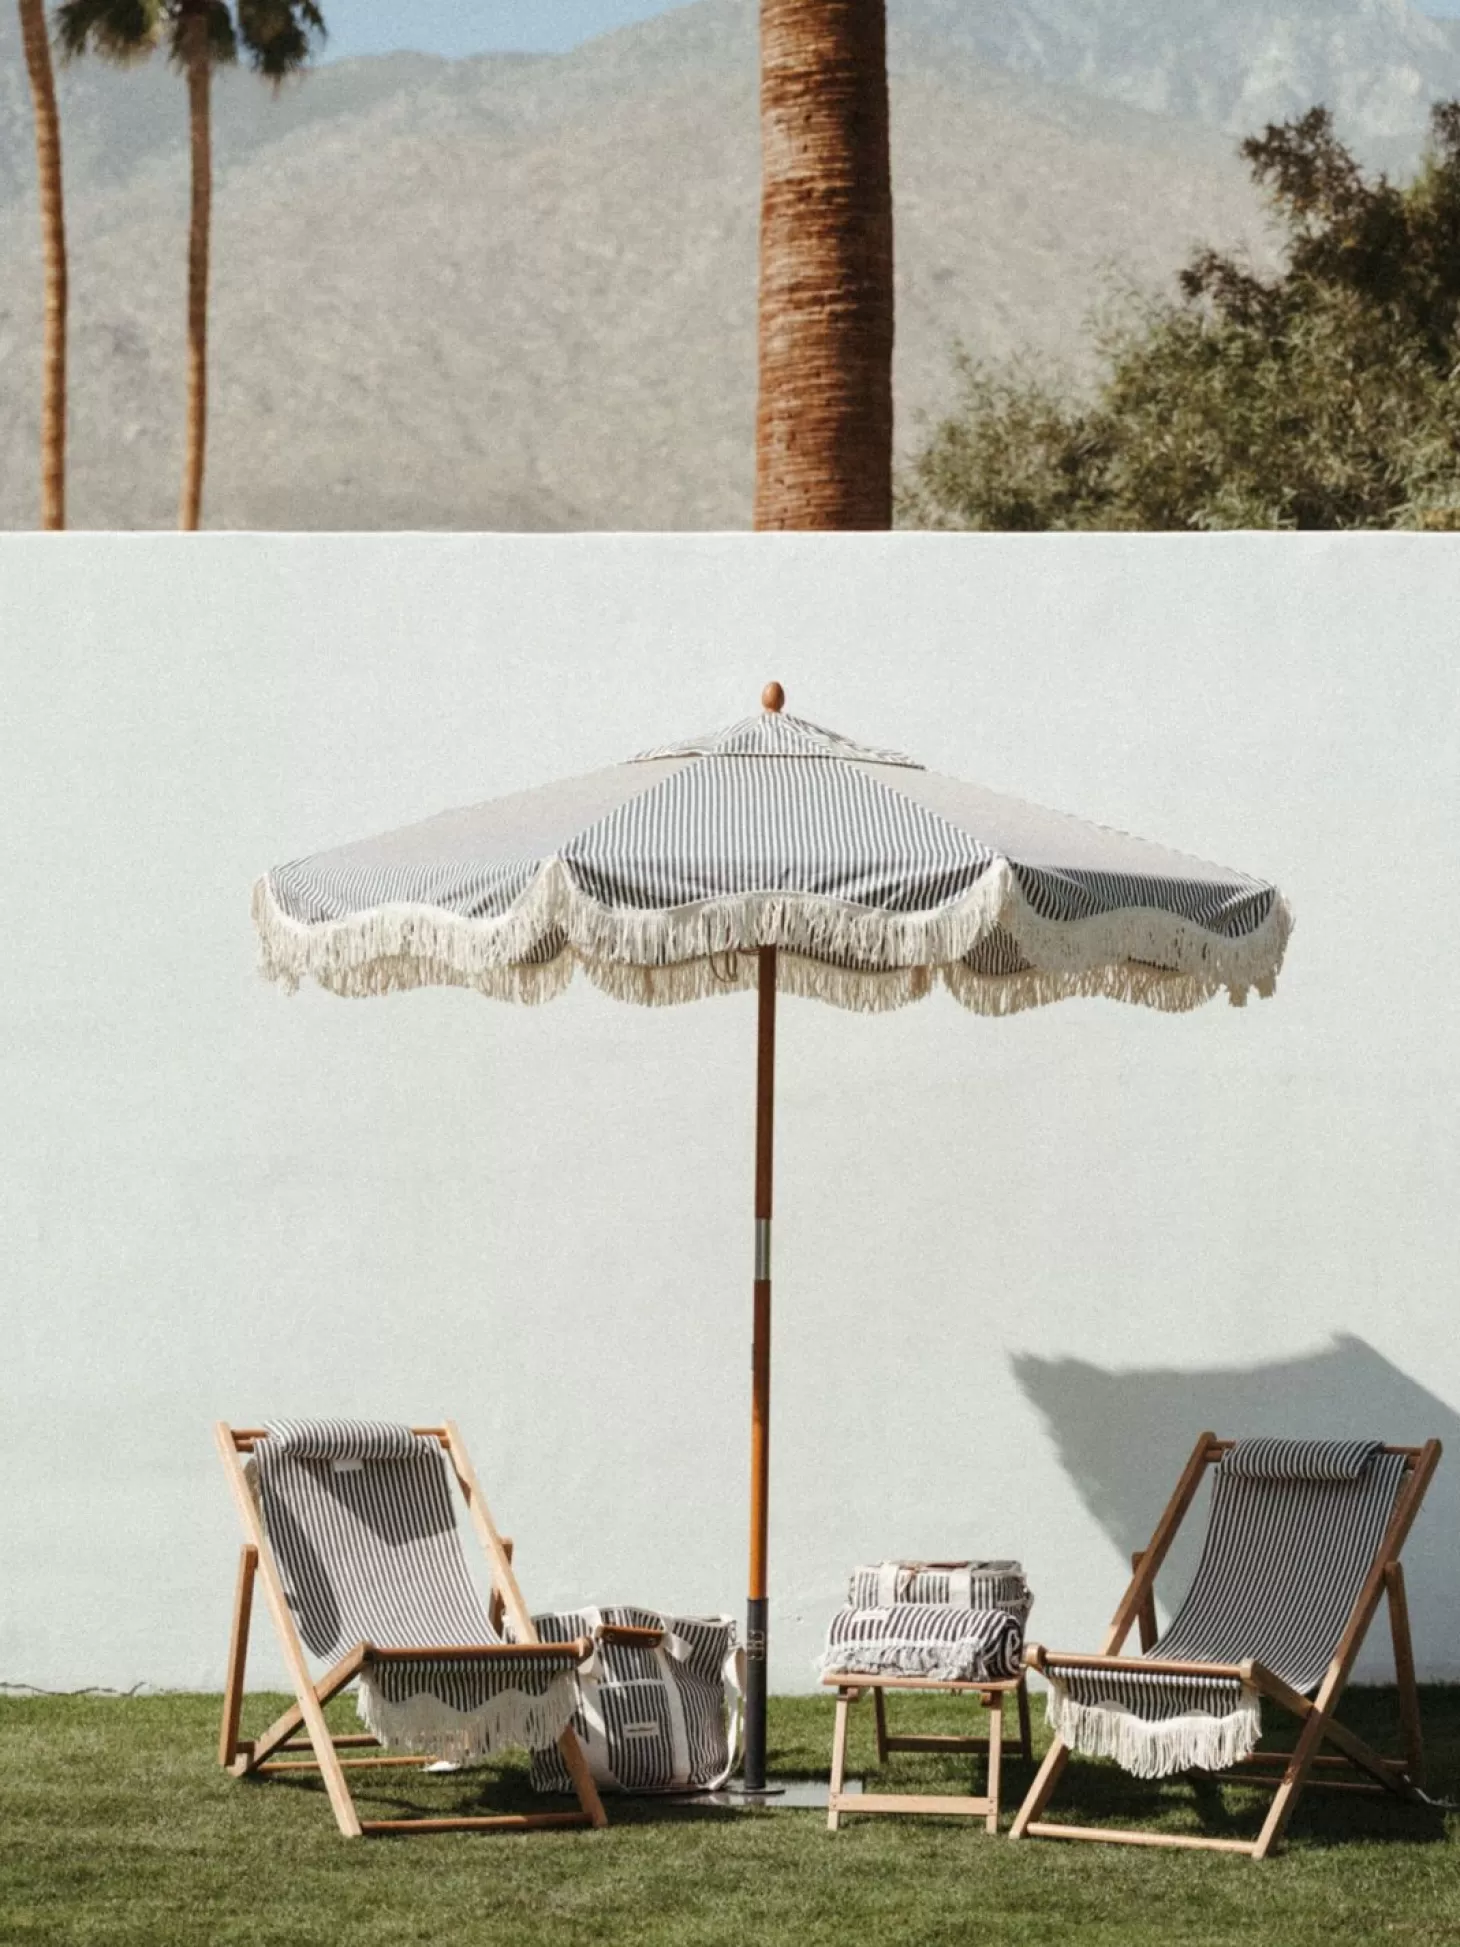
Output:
[1026,1645,1249,1682]
[365,1638,594,1664]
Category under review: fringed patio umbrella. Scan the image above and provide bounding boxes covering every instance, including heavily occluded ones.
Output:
[252,684,1293,1792]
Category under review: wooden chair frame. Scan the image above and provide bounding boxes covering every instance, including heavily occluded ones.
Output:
[824,1669,1032,1832]
[215,1419,613,1838]
[1008,1432,1442,1859]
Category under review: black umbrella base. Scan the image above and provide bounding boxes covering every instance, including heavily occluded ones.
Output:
[664,1778,863,1811]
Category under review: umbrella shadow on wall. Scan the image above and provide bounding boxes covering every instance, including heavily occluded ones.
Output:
[1011,1334,1460,1681]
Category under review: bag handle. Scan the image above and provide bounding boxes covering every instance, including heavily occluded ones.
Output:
[596,1622,666,1649]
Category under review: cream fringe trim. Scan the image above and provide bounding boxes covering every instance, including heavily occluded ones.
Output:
[253,863,1292,1016]
[1045,1683,1262,1780]
[816,1641,1012,1682]
[355,1669,579,1767]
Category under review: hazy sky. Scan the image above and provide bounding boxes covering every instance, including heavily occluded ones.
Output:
[320,0,1460,60]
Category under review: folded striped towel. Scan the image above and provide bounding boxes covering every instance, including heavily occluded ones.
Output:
[848,1560,1032,1626]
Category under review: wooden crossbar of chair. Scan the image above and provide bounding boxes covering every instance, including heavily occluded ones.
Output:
[822,1670,1033,1832]
[215,1420,608,1839]
[1008,1433,1441,1859]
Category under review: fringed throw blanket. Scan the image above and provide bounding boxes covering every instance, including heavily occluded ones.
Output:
[254,1418,583,1765]
[1043,1439,1404,1779]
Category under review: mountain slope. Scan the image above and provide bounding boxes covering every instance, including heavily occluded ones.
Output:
[6,0,1439,204]
[896,0,1460,167]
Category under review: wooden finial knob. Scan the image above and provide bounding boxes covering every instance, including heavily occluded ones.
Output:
[761,681,785,713]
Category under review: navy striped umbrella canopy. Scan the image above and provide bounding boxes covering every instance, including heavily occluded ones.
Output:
[253,687,1292,1794]
[253,701,1291,1013]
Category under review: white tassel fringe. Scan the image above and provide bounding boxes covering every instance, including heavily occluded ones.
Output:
[1044,1683,1262,1780]
[355,1670,579,1767]
[816,1641,1009,1683]
[252,863,1292,1017]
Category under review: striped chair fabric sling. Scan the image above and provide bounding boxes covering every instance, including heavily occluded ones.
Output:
[1043,1439,1406,1777]
[252,1418,586,1763]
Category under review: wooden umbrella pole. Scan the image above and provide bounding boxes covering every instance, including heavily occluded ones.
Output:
[745,942,778,1790]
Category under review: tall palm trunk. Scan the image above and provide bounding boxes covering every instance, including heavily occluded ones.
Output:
[180,5,212,531]
[17,0,68,530]
[754,0,893,529]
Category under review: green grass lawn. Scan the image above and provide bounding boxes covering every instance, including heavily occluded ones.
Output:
[3,1687,1458,1946]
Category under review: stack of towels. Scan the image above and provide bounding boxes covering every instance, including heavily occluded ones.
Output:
[818,1560,1033,1683]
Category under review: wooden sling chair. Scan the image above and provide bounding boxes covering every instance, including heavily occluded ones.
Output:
[1010,1434,1441,1859]
[217,1417,654,1838]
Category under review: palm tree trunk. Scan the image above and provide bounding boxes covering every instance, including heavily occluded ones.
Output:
[754,0,893,530]
[180,7,212,531]
[17,0,68,530]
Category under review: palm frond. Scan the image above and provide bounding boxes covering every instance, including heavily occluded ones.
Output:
[236,0,326,79]
[164,1,239,68]
[54,0,163,63]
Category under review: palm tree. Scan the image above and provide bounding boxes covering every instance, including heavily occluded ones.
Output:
[56,0,325,530]
[16,0,69,528]
[754,0,894,529]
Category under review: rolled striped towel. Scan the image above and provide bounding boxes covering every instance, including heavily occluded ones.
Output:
[819,1603,1025,1683]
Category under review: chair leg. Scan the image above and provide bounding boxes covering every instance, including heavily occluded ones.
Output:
[1386,1562,1425,1786]
[218,1544,256,1767]
[1131,1552,1159,1653]
[555,1726,608,1831]
[984,1690,1004,1834]
[828,1690,853,1832]
[872,1685,889,1764]
[240,1644,366,1775]
[1009,1735,1069,1838]
[1311,1713,1427,1801]
[255,1651,367,1838]
[1252,1703,1330,1860]
[487,1536,515,1639]
[1016,1673,1032,1759]
[292,1682,363,1839]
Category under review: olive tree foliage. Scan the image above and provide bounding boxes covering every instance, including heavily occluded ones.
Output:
[900,104,1460,531]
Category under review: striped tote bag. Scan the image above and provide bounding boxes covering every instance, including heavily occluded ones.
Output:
[526,1607,744,1794]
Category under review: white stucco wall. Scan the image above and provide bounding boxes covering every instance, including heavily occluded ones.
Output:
[1,531,1456,1697]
